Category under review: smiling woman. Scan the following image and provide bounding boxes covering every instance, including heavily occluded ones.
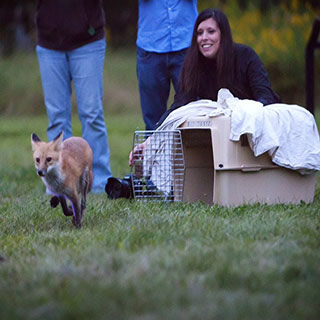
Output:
[156,8,281,127]
[197,17,221,59]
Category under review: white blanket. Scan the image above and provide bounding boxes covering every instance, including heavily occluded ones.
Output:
[157,99,228,131]
[218,89,320,174]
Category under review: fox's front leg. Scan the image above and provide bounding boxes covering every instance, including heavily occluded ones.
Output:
[59,196,73,216]
[50,196,60,208]
[80,196,86,219]
[70,197,82,229]
[50,196,73,216]
[80,175,90,219]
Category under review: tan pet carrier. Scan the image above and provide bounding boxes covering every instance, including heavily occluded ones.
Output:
[131,115,317,206]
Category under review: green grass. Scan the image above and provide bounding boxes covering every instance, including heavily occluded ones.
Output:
[1,51,320,319]
[1,119,320,320]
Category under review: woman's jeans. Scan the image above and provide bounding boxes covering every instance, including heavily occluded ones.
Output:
[136,47,187,130]
[36,39,112,192]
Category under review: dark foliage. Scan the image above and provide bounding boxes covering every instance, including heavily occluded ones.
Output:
[103,0,138,48]
[0,0,319,55]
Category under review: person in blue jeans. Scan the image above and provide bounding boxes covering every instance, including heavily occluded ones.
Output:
[137,0,198,130]
[35,0,112,193]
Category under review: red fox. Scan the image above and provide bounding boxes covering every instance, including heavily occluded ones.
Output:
[31,132,93,228]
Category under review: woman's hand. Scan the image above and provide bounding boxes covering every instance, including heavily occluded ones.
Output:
[129,140,149,178]
[129,140,148,167]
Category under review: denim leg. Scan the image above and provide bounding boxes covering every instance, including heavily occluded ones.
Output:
[69,39,112,192]
[137,47,170,130]
[36,45,73,140]
[169,49,187,93]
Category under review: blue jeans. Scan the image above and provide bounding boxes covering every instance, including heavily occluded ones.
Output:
[36,39,112,192]
[136,47,187,130]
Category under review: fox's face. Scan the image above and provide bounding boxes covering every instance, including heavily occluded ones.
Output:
[31,133,63,177]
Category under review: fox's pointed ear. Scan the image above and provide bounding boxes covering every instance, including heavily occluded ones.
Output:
[31,133,41,143]
[52,131,63,151]
[31,133,41,151]
[53,131,63,142]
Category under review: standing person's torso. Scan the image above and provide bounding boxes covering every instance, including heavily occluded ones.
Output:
[36,0,106,51]
[137,0,198,53]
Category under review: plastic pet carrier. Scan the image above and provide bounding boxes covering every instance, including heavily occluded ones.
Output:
[178,115,317,206]
[130,115,317,206]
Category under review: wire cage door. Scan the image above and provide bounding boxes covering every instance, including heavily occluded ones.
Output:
[131,130,185,202]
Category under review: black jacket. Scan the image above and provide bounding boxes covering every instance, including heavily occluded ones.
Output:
[157,43,281,127]
[35,0,106,51]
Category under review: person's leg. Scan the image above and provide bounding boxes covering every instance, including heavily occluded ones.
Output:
[136,47,170,130]
[69,38,112,192]
[169,48,188,94]
[36,45,73,140]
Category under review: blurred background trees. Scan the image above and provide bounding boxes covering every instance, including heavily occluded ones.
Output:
[1,0,319,51]
[0,0,319,110]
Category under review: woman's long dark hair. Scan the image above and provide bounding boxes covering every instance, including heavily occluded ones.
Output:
[180,8,234,96]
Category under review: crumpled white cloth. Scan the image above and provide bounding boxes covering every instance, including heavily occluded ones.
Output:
[144,89,320,195]
[157,98,229,131]
[217,89,320,174]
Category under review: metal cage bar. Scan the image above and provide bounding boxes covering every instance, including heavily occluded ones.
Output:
[131,130,185,202]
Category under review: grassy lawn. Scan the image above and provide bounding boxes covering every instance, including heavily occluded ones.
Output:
[1,51,320,319]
